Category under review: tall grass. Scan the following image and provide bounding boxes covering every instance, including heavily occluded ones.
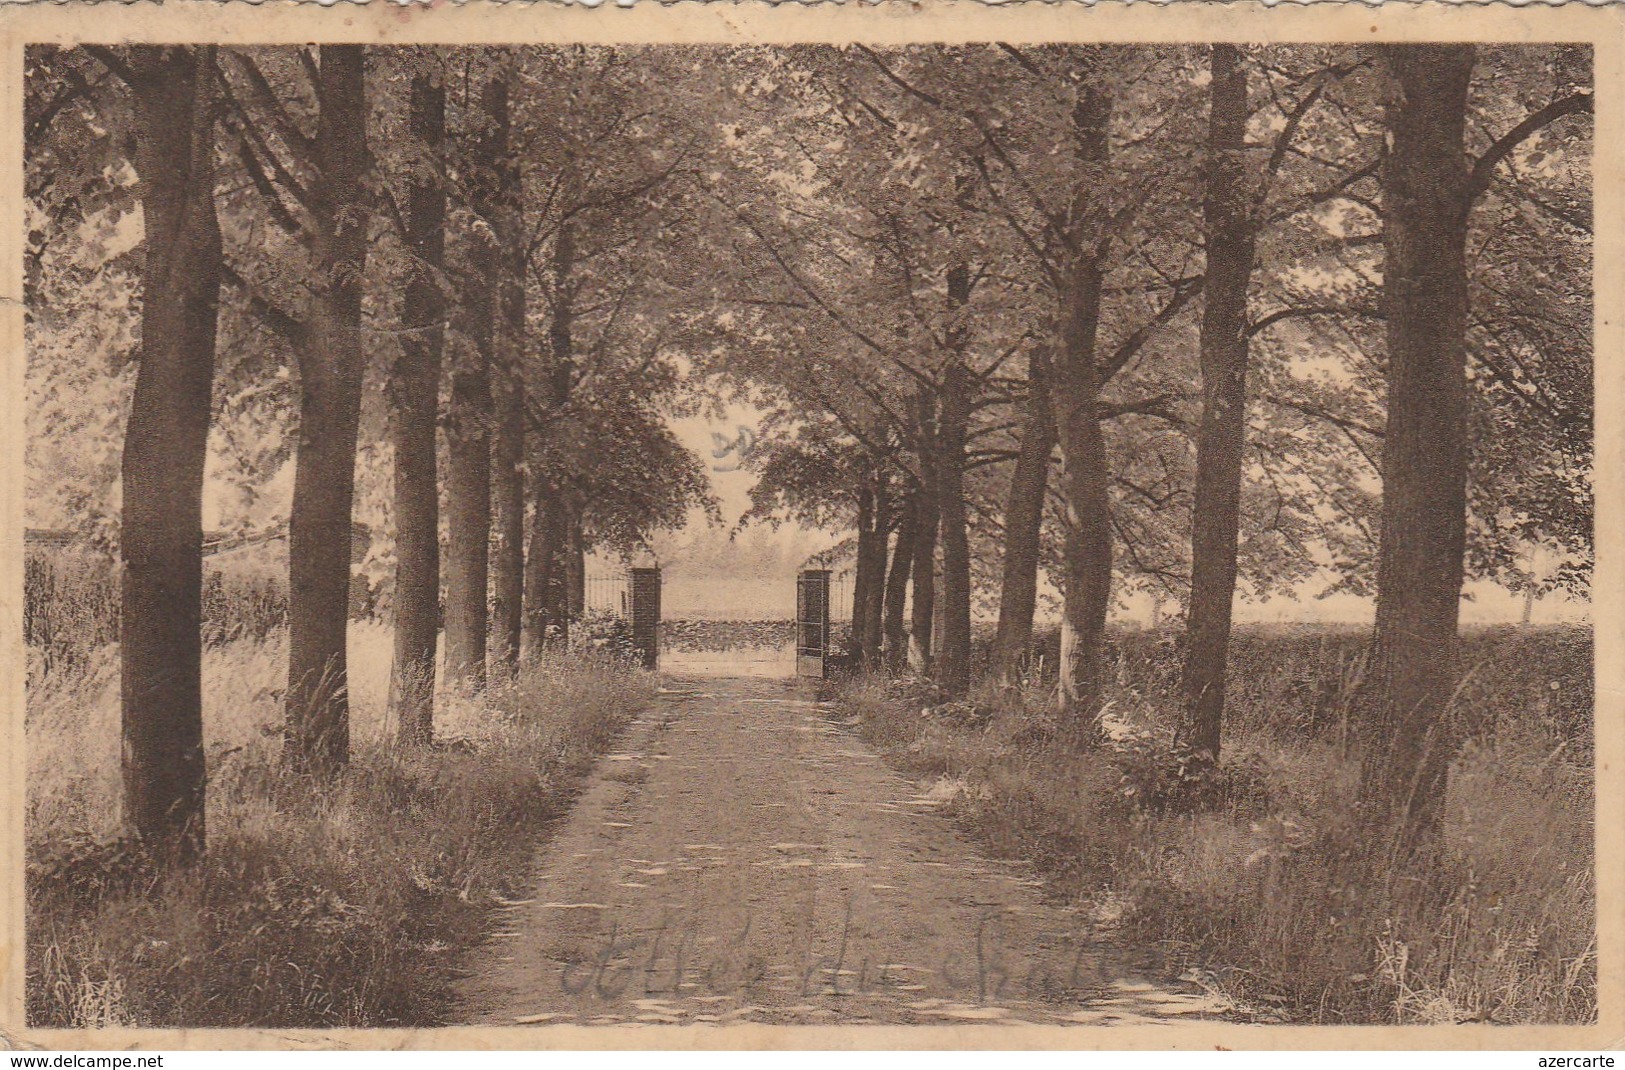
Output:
[842,624,1595,1024]
[26,621,656,1028]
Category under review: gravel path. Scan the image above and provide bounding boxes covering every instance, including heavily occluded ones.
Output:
[455,674,1232,1028]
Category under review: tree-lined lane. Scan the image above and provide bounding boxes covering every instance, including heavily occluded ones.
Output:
[456,676,1231,1027]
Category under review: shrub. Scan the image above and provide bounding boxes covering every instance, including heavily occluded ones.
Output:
[568,606,638,661]
[662,618,796,653]
[24,548,414,683]
[24,551,119,678]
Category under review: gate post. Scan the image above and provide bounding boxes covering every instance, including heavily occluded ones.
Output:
[628,566,661,670]
[796,569,831,678]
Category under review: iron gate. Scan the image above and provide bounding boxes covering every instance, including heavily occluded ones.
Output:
[796,569,831,678]
[628,566,662,670]
[579,568,660,670]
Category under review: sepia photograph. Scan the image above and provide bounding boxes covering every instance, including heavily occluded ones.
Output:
[9,4,1609,1047]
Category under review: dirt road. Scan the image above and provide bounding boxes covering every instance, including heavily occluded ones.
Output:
[455,674,1232,1027]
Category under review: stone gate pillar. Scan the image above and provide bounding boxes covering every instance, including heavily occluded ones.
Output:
[628,566,661,670]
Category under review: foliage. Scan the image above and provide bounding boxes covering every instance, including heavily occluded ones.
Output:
[24,43,1593,613]
[992,622,1594,753]
[662,618,796,653]
[23,549,375,683]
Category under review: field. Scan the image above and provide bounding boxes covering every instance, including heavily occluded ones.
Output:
[839,623,1595,1025]
[25,558,657,1028]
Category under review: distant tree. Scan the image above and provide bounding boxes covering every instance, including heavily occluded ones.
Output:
[881,492,917,667]
[388,55,447,745]
[508,47,717,650]
[283,45,369,774]
[442,58,505,691]
[485,55,527,677]
[990,346,1054,685]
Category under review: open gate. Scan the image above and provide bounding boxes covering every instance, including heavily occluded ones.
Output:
[796,569,831,678]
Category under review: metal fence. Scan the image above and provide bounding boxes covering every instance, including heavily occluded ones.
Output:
[582,572,630,617]
[828,572,853,624]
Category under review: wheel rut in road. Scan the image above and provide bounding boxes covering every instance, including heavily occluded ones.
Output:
[455,673,1233,1027]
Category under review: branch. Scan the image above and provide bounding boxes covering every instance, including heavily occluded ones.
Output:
[1101,274,1205,381]
[217,72,318,220]
[1100,392,1191,427]
[853,44,946,109]
[1265,155,1379,226]
[1114,474,1191,512]
[1249,303,1381,337]
[971,153,1060,284]
[800,379,914,481]
[848,374,918,443]
[1260,59,1367,188]
[221,50,316,161]
[221,260,308,345]
[965,448,1020,471]
[81,45,137,88]
[221,118,304,235]
[995,42,1048,80]
[1467,91,1593,202]
[722,197,932,392]
[28,63,109,144]
[1263,82,1326,184]
[561,140,693,225]
[1261,392,1383,440]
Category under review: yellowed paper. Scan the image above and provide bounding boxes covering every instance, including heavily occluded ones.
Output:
[4,1,1620,1052]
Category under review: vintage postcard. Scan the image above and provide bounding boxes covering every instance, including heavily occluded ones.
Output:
[2,0,1618,1052]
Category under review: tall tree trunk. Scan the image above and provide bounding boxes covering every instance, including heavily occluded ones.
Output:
[567,510,586,619]
[527,218,579,648]
[935,163,977,698]
[992,348,1056,686]
[882,493,917,669]
[548,497,579,642]
[486,64,525,676]
[1050,80,1114,745]
[908,392,939,674]
[862,475,889,665]
[390,68,446,746]
[936,357,973,697]
[487,323,524,673]
[1051,360,1111,745]
[285,44,367,776]
[1178,44,1257,765]
[522,484,562,658]
[120,46,221,857]
[443,70,504,691]
[1359,45,1476,844]
[850,478,876,658]
[489,365,524,673]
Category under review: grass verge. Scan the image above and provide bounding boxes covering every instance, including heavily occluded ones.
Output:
[840,624,1595,1025]
[26,623,655,1028]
